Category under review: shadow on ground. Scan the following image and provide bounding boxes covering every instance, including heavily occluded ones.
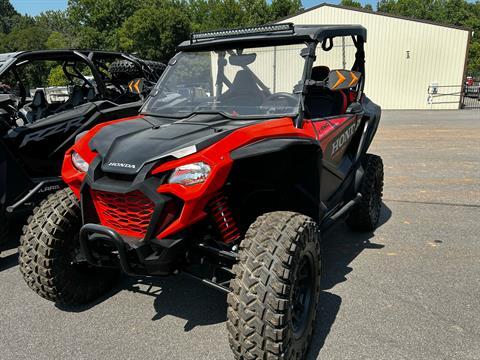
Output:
[306,202,391,359]
[0,249,18,271]
[129,275,228,331]
[0,223,22,272]
[121,202,391,353]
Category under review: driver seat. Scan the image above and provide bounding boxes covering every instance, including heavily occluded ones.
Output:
[19,89,48,124]
[55,85,87,113]
[305,66,347,118]
[220,70,265,107]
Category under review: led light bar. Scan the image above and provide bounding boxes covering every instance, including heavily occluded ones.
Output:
[191,23,294,42]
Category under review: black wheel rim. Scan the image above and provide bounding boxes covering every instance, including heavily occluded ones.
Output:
[291,254,315,339]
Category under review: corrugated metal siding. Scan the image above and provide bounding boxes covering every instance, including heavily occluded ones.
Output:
[278,6,470,109]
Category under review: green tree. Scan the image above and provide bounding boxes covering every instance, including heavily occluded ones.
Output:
[117,1,191,61]
[340,0,363,8]
[239,0,271,26]
[68,0,142,49]
[0,0,18,33]
[35,11,71,34]
[47,65,68,86]
[189,0,245,32]
[45,31,69,49]
[270,0,303,19]
[0,25,50,52]
[188,0,301,32]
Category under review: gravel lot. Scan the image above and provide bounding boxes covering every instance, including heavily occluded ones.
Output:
[1,110,479,360]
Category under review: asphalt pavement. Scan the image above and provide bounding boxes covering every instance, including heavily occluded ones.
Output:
[1,110,479,360]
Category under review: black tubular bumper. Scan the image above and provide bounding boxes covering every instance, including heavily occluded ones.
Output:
[80,223,136,275]
[79,223,185,276]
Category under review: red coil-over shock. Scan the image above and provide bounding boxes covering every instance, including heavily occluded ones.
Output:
[208,192,240,244]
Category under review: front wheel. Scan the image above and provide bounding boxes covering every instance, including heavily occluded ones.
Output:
[227,211,321,360]
[18,188,119,305]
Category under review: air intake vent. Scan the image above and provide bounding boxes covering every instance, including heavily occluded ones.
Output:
[91,190,154,238]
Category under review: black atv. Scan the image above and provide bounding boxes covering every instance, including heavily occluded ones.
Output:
[0,50,165,246]
[19,25,383,359]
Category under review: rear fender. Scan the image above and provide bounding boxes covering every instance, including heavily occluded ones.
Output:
[359,96,381,156]
[353,97,381,192]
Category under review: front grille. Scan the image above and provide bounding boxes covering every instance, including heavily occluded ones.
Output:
[91,190,155,238]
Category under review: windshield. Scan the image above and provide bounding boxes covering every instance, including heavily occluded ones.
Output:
[141,44,308,119]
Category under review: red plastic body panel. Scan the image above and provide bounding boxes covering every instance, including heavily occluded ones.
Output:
[62,114,356,240]
[311,115,356,153]
[91,189,155,238]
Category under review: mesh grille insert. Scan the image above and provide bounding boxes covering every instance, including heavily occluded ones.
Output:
[91,190,155,238]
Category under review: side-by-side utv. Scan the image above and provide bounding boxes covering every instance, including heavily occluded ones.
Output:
[19,24,383,360]
[0,50,165,246]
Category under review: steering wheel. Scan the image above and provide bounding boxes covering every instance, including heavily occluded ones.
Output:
[263,92,298,106]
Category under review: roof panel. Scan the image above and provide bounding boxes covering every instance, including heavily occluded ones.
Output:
[178,24,366,51]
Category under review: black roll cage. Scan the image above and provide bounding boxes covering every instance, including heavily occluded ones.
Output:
[295,34,366,127]
[0,50,158,102]
[142,25,366,122]
[156,32,365,125]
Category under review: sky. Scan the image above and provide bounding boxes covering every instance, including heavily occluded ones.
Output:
[11,0,69,16]
[11,0,376,16]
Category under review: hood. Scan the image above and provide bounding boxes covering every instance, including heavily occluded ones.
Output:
[89,114,255,175]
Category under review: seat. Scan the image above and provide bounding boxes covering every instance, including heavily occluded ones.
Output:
[70,86,87,107]
[18,89,48,124]
[55,85,88,114]
[305,66,347,118]
[220,70,265,107]
[86,87,96,101]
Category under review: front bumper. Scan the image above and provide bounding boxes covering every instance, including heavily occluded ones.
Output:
[79,223,185,276]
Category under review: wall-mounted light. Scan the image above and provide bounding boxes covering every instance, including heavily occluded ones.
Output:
[406,50,411,59]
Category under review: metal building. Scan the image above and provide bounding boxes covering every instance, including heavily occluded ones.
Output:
[276,4,471,109]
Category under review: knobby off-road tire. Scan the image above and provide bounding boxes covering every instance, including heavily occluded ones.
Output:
[143,60,167,79]
[347,153,384,231]
[227,212,321,360]
[109,60,166,82]
[18,188,119,305]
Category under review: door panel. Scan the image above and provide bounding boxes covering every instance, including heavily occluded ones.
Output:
[309,114,358,202]
[312,115,357,165]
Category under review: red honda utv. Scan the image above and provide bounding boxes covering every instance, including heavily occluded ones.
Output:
[19,24,383,360]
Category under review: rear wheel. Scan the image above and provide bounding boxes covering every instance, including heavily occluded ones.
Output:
[143,60,167,79]
[227,211,321,360]
[109,60,166,82]
[18,188,119,305]
[347,153,384,231]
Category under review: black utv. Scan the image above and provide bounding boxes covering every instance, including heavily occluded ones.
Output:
[0,50,165,246]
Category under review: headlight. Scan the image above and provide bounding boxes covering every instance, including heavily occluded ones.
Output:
[72,152,89,173]
[168,162,211,186]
